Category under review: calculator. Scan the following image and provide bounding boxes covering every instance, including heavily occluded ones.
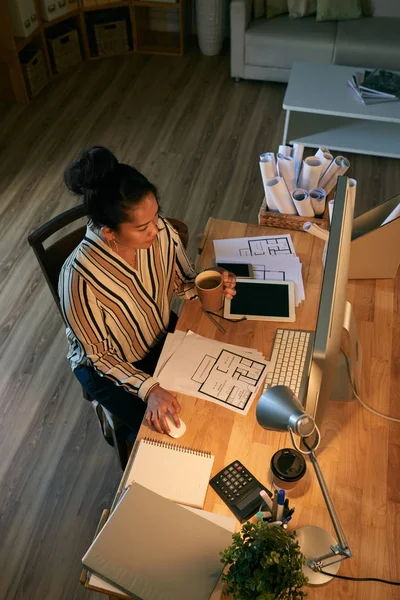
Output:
[209,460,272,523]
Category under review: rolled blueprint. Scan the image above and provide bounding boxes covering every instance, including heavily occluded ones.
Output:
[277,153,297,193]
[381,201,400,226]
[309,188,327,216]
[291,188,314,217]
[315,147,330,158]
[260,152,277,178]
[348,178,357,207]
[303,221,329,241]
[292,143,304,186]
[266,177,297,215]
[328,200,334,224]
[298,156,323,191]
[278,145,292,156]
[322,157,350,195]
[260,153,279,210]
[319,152,333,178]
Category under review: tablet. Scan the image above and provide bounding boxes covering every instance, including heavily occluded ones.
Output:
[216,262,254,278]
[224,279,295,322]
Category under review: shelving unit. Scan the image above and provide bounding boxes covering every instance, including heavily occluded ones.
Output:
[0,0,187,104]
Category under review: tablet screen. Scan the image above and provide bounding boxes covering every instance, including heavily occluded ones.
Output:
[230,281,290,317]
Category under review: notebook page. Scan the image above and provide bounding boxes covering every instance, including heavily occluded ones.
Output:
[126,438,214,508]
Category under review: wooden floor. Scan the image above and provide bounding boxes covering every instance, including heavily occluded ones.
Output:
[0,50,399,600]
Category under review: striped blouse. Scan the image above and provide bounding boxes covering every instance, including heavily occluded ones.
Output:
[58,217,197,401]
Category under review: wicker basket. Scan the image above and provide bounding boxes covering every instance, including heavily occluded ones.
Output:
[94,19,129,57]
[258,197,330,231]
[21,48,48,98]
[48,29,82,74]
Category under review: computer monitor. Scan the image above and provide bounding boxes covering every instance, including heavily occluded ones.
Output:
[303,176,361,428]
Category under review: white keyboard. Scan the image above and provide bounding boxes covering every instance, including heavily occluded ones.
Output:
[264,329,314,402]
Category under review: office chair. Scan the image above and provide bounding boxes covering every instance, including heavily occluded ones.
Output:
[28,204,189,470]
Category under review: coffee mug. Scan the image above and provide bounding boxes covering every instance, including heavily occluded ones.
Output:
[195,270,224,313]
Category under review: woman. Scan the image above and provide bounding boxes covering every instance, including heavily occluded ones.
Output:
[59,146,236,438]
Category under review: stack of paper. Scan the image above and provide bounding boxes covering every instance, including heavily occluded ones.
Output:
[214,234,304,306]
[154,330,268,415]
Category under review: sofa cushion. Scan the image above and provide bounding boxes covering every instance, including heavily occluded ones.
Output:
[370,0,400,18]
[334,17,400,70]
[245,15,336,69]
[316,0,361,22]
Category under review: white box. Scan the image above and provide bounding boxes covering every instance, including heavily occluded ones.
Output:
[5,0,38,38]
[39,0,69,22]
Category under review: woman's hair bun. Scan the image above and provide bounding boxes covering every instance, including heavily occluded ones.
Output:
[64,146,118,195]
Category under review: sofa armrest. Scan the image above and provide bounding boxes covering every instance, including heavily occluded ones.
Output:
[230,0,252,78]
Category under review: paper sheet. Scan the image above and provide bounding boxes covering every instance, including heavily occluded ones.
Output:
[381,201,400,226]
[156,332,268,415]
[213,236,304,306]
[213,234,296,258]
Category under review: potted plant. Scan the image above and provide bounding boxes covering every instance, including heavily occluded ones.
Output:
[220,520,308,600]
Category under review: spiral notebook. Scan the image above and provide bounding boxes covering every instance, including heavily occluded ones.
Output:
[125,438,215,508]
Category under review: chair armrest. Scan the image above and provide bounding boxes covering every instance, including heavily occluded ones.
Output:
[230,0,252,78]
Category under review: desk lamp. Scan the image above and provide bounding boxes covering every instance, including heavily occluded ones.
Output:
[256,385,351,585]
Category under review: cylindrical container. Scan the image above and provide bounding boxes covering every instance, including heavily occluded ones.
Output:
[270,448,306,491]
[195,270,223,312]
[196,0,227,56]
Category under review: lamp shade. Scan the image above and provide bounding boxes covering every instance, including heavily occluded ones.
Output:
[256,385,315,438]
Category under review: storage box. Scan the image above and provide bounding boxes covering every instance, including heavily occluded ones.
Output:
[48,28,82,73]
[39,0,69,21]
[21,48,48,98]
[258,197,330,231]
[94,19,130,56]
[5,0,38,38]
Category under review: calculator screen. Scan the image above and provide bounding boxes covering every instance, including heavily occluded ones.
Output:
[237,486,263,510]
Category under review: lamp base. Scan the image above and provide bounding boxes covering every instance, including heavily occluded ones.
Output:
[296,526,341,585]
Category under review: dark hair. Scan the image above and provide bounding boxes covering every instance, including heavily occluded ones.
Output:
[63,146,158,230]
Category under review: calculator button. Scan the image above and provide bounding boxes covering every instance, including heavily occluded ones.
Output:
[247,477,253,482]
[233,462,239,467]
[222,477,228,483]
[236,465,243,471]
[228,466,234,472]
[223,470,229,476]
[239,477,245,482]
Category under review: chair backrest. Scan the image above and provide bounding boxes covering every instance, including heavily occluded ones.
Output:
[27,205,189,317]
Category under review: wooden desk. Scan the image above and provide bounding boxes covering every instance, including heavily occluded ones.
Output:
[85,218,400,600]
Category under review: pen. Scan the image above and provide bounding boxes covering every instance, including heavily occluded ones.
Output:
[201,308,226,334]
[282,514,292,525]
[259,489,274,512]
[276,489,285,521]
[283,507,295,520]
[272,490,278,521]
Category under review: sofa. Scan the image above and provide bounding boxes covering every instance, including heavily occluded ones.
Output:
[230,0,400,82]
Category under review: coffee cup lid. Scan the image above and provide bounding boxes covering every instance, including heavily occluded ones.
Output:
[271,448,306,482]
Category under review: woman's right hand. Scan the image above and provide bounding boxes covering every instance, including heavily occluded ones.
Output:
[145,385,181,434]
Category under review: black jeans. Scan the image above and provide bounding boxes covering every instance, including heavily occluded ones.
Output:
[74,312,178,438]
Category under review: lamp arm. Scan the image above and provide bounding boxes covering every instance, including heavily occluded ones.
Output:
[308,449,351,559]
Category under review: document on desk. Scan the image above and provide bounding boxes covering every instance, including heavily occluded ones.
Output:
[155,331,269,415]
[214,235,304,306]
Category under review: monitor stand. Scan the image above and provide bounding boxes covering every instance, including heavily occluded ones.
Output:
[331,301,362,401]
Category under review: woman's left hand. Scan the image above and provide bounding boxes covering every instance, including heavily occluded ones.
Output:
[219,269,236,300]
